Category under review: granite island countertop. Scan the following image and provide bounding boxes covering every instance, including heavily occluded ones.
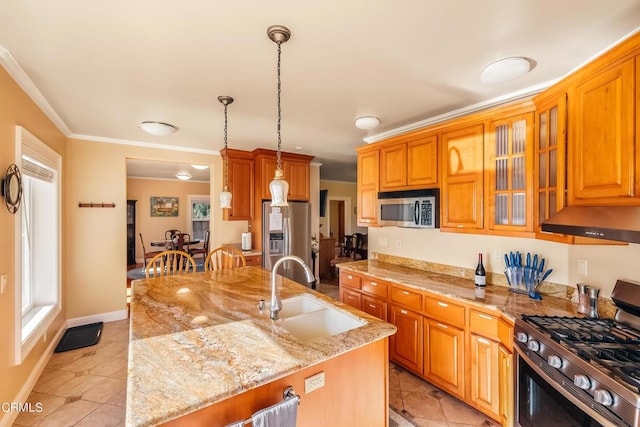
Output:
[338,259,580,321]
[126,266,396,427]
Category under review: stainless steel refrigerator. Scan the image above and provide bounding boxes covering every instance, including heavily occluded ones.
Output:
[262,201,312,286]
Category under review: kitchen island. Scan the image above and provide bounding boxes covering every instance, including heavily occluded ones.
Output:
[126,266,396,427]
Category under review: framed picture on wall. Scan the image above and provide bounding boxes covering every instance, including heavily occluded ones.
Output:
[150,196,179,217]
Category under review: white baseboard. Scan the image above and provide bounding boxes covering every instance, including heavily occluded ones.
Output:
[67,309,128,328]
[0,322,67,427]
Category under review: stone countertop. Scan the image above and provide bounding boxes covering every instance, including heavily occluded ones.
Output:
[337,260,579,321]
[126,266,396,427]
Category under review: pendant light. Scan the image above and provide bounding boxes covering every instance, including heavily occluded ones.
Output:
[218,95,234,209]
[267,25,291,207]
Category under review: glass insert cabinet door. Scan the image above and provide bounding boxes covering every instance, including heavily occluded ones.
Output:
[488,112,534,232]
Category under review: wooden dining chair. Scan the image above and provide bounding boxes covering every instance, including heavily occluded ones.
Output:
[139,233,164,268]
[353,233,368,260]
[189,230,210,263]
[164,229,182,242]
[329,234,355,278]
[145,250,197,278]
[204,246,246,271]
[173,233,191,251]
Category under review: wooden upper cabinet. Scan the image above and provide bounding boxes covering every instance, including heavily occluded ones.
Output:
[253,149,312,202]
[534,91,571,242]
[357,148,380,226]
[569,57,637,205]
[222,148,254,221]
[486,111,534,234]
[441,123,484,231]
[379,134,439,191]
[380,142,407,189]
[407,135,438,187]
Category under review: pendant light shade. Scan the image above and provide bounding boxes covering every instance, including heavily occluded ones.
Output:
[267,25,291,207]
[218,96,234,209]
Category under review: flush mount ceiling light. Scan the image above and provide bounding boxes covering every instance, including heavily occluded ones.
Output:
[481,57,531,84]
[191,164,208,170]
[267,24,291,207]
[138,121,178,137]
[354,116,380,130]
[218,95,234,209]
[175,172,192,180]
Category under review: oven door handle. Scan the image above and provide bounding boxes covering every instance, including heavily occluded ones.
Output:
[514,345,625,427]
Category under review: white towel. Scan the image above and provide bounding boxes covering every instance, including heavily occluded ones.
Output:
[224,421,245,427]
[251,395,299,427]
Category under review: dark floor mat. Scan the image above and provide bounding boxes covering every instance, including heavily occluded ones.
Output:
[54,322,103,353]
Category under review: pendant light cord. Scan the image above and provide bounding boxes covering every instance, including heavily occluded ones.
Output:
[276,41,282,171]
[223,102,229,189]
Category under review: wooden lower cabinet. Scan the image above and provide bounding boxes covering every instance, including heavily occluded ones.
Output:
[340,287,361,310]
[424,318,465,399]
[389,304,423,373]
[161,338,390,427]
[469,334,500,418]
[362,294,387,321]
[498,345,514,427]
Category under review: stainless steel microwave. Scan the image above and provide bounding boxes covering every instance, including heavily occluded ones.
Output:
[377,189,440,228]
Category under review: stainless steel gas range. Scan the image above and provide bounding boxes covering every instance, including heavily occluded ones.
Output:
[514,280,640,427]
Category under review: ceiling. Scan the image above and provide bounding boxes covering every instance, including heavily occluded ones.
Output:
[1,1,639,183]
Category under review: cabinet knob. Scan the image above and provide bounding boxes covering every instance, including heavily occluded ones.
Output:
[370,282,377,286]
[478,313,493,320]
[437,301,448,308]
[400,309,408,315]
[402,291,410,295]
[369,304,376,308]
[347,275,352,279]
[437,323,448,329]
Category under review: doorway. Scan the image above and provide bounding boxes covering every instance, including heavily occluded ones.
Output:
[327,197,351,245]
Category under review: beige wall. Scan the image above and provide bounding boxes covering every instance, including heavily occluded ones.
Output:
[127,177,209,262]
[0,67,67,422]
[367,226,640,298]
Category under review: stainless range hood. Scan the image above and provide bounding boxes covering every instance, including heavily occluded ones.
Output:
[541,206,640,244]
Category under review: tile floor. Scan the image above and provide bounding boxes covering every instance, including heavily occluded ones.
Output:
[14,281,495,427]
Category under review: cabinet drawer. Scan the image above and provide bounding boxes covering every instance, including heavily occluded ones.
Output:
[390,286,422,311]
[424,296,465,329]
[340,271,362,290]
[362,277,388,298]
[340,288,361,310]
[244,254,262,266]
[469,309,501,340]
[362,295,387,321]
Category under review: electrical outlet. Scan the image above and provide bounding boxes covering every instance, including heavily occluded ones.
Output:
[395,240,402,249]
[578,259,588,276]
[305,372,325,393]
[0,274,6,294]
[492,250,501,265]
[378,238,388,247]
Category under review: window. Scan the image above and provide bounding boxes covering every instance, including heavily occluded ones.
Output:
[188,195,210,241]
[14,127,61,364]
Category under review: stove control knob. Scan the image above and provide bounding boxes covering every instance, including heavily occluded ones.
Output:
[527,340,540,352]
[548,355,562,369]
[593,389,614,406]
[516,332,528,343]
[573,374,591,390]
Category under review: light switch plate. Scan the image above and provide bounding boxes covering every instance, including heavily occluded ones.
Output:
[304,371,325,393]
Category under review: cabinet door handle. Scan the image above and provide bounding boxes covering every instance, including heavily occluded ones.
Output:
[477,337,491,345]
[369,304,377,308]
[370,282,377,286]
[402,291,410,295]
[400,309,408,315]
[347,275,352,279]
[479,313,493,320]
[437,301,448,308]
[437,323,448,329]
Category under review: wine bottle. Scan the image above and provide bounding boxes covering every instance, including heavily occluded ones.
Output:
[474,253,486,287]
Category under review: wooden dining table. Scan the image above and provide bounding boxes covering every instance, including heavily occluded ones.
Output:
[150,239,201,250]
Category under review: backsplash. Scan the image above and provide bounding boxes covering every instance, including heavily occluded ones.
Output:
[371,252,616,318]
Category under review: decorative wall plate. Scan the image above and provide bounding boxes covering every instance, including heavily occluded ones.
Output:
[2,164,22,214]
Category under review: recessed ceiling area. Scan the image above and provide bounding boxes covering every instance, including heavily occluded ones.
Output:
[2,1,640,183]
[127,159,210,182]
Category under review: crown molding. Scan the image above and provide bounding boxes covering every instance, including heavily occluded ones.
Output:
[0,46,72,136]
[363,80,555,144]
[70,134,219,155]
